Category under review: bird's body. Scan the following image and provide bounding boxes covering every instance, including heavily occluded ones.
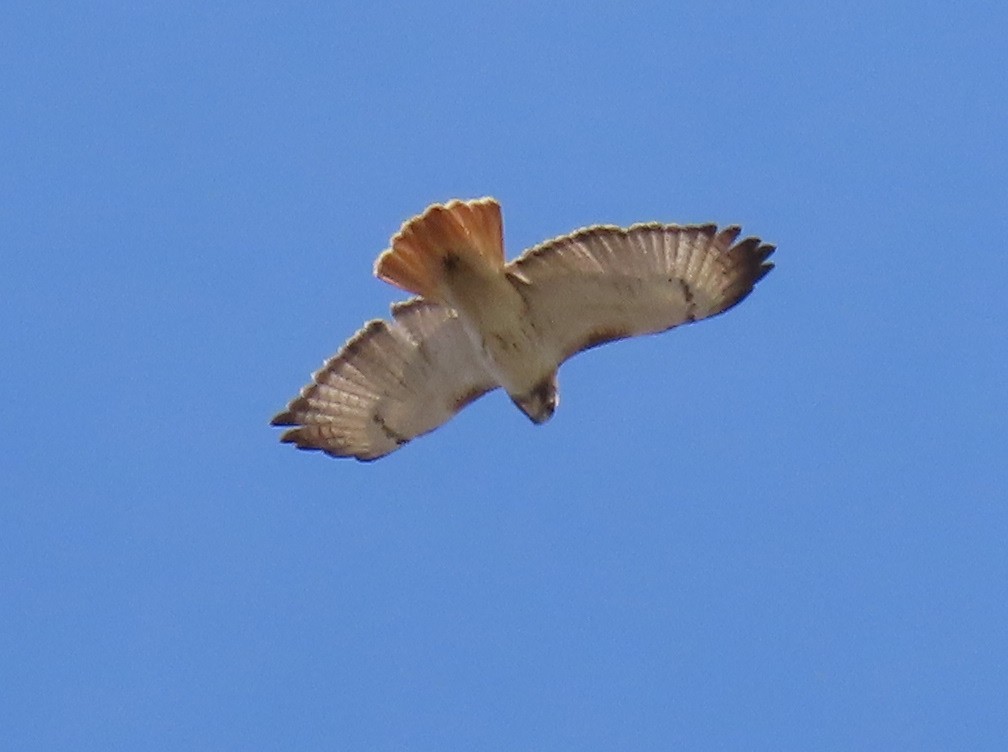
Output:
[438,248,552,405]
[272,198,774,460]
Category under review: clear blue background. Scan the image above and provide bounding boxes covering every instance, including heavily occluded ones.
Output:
[4,2,1006,749]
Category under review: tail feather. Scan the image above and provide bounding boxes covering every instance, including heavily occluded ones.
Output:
[374,197,504,301]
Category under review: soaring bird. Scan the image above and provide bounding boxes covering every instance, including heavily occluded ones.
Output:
[272,198,774,460]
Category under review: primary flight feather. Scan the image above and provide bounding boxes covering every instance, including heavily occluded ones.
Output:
[272,198,775,460]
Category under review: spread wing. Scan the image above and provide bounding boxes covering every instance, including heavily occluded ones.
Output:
[505,223,774,363]
[271,299,498,461]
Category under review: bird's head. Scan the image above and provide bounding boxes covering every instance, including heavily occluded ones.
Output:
[512,373,559,424]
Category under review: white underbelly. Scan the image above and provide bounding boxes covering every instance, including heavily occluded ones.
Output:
[443,267,553,395]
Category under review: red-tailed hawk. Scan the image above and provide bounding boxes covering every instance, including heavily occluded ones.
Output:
[272,198,774,461]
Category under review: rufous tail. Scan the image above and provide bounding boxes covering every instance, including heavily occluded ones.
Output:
[374,197,504,302]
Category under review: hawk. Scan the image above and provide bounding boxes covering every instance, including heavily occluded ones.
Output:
[272,198,774,461]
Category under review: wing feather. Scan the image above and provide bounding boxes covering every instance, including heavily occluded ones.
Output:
[271,299,497,461]
[506,223,774,362]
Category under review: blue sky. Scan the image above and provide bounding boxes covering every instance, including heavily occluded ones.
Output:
[3,1,1007,749]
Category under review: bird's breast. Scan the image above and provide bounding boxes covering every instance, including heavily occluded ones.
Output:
[441,262,553,395]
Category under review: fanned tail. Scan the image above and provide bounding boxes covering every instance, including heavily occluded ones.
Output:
[373,197,504,302]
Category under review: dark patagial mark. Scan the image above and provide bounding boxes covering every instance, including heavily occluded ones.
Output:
[678,278,696,322]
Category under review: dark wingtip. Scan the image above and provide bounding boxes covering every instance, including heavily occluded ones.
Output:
[716,225,742,246]
[755,243,776,283]
[731,238,776,285]
[280,429,331,455]
[271,411,297,427]
[757,243,776,262]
